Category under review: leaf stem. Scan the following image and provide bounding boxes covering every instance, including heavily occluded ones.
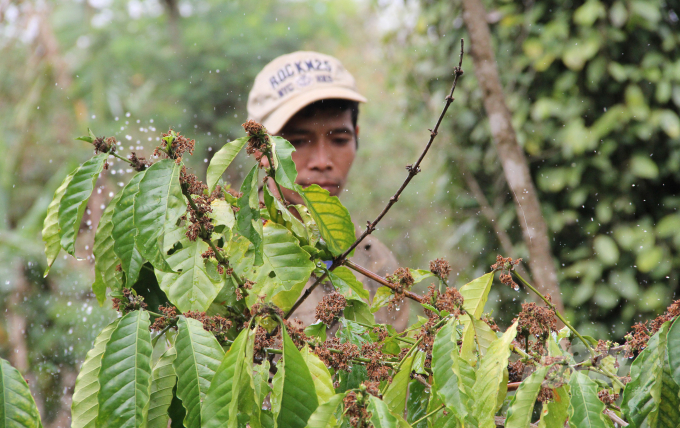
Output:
[512,271,596,357]
[264,151,288,206]
[151,320,177,347]
[352,320,417,344]
[412,404,446,426]
[110,151,133,165]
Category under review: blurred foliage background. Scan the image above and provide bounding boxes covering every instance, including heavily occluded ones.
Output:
[1,0,679,425]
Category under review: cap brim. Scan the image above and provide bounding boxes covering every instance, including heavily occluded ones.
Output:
[262,87,367,135]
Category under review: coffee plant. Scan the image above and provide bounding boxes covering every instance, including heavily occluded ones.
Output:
[2,42,679,428]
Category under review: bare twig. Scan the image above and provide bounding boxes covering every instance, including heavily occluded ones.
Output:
[461,0,563,312]
[344,260,425,304]
[285,39,465,319]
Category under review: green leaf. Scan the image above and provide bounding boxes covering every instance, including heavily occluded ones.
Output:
[407,379,429,428]
[305,392,345,428]
[147,347,177,428]
[538,385,569,428]
[173,316,225,428]
[156,230,224,313]
[505,366,549,428]
[113,171,147,284]
[276,323,319,428]
[271,137,298,190]
[42,171,74,276]
[201,327,253,428]
[304,322,327,342]
[0,357,42,428]
[58,153,108,255]
[621,323,671,426]
[247,222,315,313]
[371,287,395,313]
[568,371,607,428]
[472,321,518,427]
[297,184,356,256]
[207,199,235,234]
[71,319,120,428]
[383,355,414,415]
[667,318,680,385]
[301,345,335,403]
[343,300,376,326]
[464,315,498,359]
[96,311,153,428]
[330,266,370,301]
[460,272,494,318]
[263,185,307,244]
[409,268,435,285]
[432,318,468,423]
[236,165,263,266]
[206,136,248,192]
[92,191,123,305]
[133,160,185,273]
[368,395,411,428]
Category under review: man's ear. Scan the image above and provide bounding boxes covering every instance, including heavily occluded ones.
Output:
[355,125,360,138]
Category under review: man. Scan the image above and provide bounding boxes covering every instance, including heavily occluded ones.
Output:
[247,51,409,332]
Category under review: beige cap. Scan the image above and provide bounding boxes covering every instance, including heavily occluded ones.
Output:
[247,51,367,134]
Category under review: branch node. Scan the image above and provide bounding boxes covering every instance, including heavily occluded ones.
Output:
[428,128,438,137]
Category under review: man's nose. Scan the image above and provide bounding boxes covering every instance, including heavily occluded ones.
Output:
[308,139,333,171]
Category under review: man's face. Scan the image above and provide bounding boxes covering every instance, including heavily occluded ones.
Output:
[264,107,358,205]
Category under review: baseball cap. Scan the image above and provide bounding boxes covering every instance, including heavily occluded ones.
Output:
[247,51,367,135]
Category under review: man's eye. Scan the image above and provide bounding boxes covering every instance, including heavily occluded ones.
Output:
[289,139,308,147]
[332,138,351,146]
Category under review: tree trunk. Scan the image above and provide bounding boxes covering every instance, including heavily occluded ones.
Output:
[461,0,563,311]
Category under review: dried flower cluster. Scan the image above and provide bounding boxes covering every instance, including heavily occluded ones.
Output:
[184,311,232,343]
[429,258,452,280]
[155,129,195,162]
[242,120,270,162]
[150,304,178,331]
[112,288,147,314]
[93,136,117,154]
[385,267,415,312]
[491,255,522,290]
[598,389,619,406]
[361,341,391,382]
[435,287,465,316]
[343,391,371,428]
[624,298,680,357]
[315,292,347,327]
[508,360,527,383]
[313,338,359,371]
[513,302,557,354]
[128,151,151,171]
[235,280,254,301]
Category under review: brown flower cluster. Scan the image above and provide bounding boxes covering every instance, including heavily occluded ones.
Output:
[128,151,151,171]
[254,325,280,360]
[180,167,208,195]
[537,386,554,403]
[361,341,391,382]
[514,302,557,354]
[508,360,526,383]
[184,311,232,343]
[313,338,359,372]
[624,299,680,357]
[386,267,415,312]
[415,316,438,369]
[242,120,270,161]
[482,313,500,332]
[155,129,195,162]
[598,389,619,406]
[343,391,371,428]
[430,258,452,280]
[363,381,381,398]
[235,280,254,301]
[111,288,147,314]
[435,287,465,316]
[149,304,178,331]
[93,136,117,154]
[315,292,347,327]
[250,302,285,320]
[491,255,522,290]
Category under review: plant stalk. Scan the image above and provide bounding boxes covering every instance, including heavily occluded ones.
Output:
[412,404,445,426]
[513,271,595,357]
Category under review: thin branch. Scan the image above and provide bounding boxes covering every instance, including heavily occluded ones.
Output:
[344,260,425,304]
[412,404,445,426]
[285,39,465,319]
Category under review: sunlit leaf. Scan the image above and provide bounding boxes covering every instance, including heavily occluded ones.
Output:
[505,366,549,428]
[206,136,248,192]
[112,171,147,284]
[301,345,335,403]
[568,371,607,428]
[306,392,345,428]
[71,319,120,428]
[0,357,43,428]
[236,165,263,266]
[173,317,225,428]
[537,385,569,428]
[383,355,414,415]
[432,318,468,423]
[96,311,153,428]
[276,323,319,428]
[368,395,411,428]
[42,171,74,276]
[58,153,108,255]
[92,191,123,305]
[147,347,177,428]
[133,160,185,272]
[297,184,356,256]
[272,136,297,190]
